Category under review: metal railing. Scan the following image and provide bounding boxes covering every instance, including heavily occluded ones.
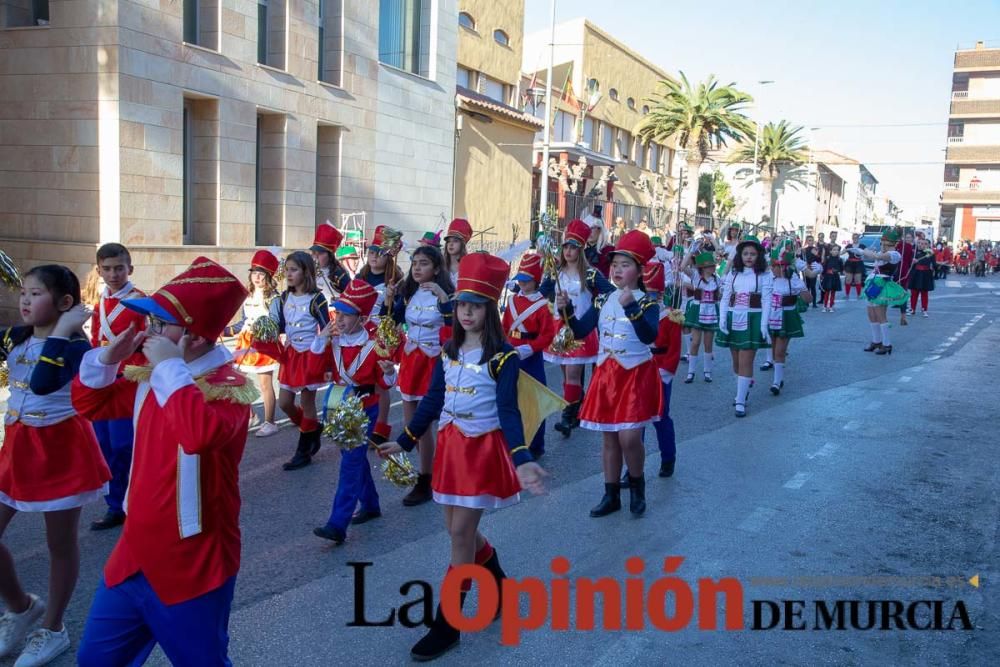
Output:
[952,90,969,99]
[944,181,960,190]
[948,136,965,144]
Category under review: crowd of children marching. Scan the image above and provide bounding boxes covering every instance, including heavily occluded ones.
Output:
[0,214,976,664]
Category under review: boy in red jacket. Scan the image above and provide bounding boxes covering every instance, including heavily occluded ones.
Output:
[644,260,682,477]
[72,257,253,666]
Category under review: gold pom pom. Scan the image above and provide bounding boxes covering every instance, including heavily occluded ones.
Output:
[322,393,370,450]
[0,360,8,389]
[549,323,583,355]
[374,316,402,359]
[0,250,22,290]
[667,308,686,324]
[250,316,279,344]
[382,453,418,489]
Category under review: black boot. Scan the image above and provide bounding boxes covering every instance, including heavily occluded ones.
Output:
[411,595,464,662]
[482,550,506,620]
[554,402,578,437]
[403,473,433,506]
[628,475,646,516]
[659,459,675,478]
[308,428,323,456]
[282,431,313,471]
[589,483,622,517]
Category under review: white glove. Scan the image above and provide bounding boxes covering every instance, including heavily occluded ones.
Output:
[515,344,533,360]
[718,316,729,336]
[795,259,807,272]
[811,262,822,273]
[760,323,771,343]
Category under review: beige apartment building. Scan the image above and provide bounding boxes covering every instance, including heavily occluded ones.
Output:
[452,0,541,247]
[522,18,677,230]
[0,0,457,318]
[941,40,1000,243]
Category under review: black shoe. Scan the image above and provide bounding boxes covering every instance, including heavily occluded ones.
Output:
[769,381,783,396]
[313,525,345,544]
[659,459,675,478]
[628,475,646,516]
[308,428,323,457]
[411,600,464,662]
[760,361,773,371]
[350,508,382,525]
[863,342,882,352]
[875,345,893,356]
[554,401,581,437]
[90,510,126,531]
[283,430,314,470]
[683,373,695,384]
[402,473,433,506]
[703,373,713,383]
[589,483,622,517]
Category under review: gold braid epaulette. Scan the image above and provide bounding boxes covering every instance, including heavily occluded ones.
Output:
[490,350,517,380]
[123,364,260,405]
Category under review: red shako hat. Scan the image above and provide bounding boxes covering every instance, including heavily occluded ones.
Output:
[250,249,279,275]
[563,219,590,247]
[334,279,379,316]
[311,222,343,254]
[515,253,543,284]
[610,230,655,266]
[444,218,473,244]
[642,261,666,292]
[455,252,510,304]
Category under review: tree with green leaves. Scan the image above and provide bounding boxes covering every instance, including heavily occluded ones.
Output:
[634,72,755,226]
[731,120,809,228]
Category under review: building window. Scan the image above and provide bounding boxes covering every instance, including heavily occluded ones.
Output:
[608,88,619,101]
[601,123,614,156]
[480,74,505,103]
[588,78,599,90]
[318,0,344,85]
[456,66,472,89]
[182,104,193,245]
[458,11,474,30]
[2,0,47,27]
[635,141,646,169]
[553,110,574,143]
[649,144,660,173]
[582,116,595,147]
[256,113,286,246]
[379,0,430,76]
[316,125,343,228]
[182,0,218,49]
[618,130,632,161]
[494,29,509,46]
[627,97,636,110]
[182,97,220,246]
[258,1,287,69]
[642,104,650,115]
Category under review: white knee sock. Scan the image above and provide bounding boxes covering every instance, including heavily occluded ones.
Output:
[736,375,751,405]
[773,362,784,385]
[766,349,774,363]
[870,323,882,343]
[704,354,713,373]
[689,352,699,374]
[683,334,692,355]
[880,323,891,346]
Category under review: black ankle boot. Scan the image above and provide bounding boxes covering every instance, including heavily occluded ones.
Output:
[403,473,433,506]
[411,595,465,662]
[282,431,313,471]
[308,428,323,456]
[482,550,506,620]
[659,459,675,478]
[628,475,646,516]
[589,483,622,517]
[554,402,579,437]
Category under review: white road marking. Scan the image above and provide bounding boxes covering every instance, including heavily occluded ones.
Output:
[910,366,923,373]
[898,376,912,383]
[843,420,861,431]
[738,507,777,532]
[807,442,839,459]
[945,280,962,288]
[923,356,941,363]
[977,282,993,289]
[783,472,812,490]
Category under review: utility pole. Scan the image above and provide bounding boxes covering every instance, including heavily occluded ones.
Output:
[537,0,557,225]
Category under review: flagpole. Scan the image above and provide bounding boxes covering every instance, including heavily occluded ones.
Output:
[537,0,557,224]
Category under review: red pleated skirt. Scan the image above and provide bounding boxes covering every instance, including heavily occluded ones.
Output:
[0,417,110,511]
[432,424,521,509]
[543,329,598,365]
[278,347,331,392]
[233,329,279,374]
[579,358,663,431]
[398,346,438,401]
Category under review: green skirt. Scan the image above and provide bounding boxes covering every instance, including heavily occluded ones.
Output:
[715,311,772,350]
[769,309,804,339]
[864,275,909,307]
[683,300,719,331]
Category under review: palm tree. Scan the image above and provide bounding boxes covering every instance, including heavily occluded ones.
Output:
[634,73,755,225]
[731,120,809,228]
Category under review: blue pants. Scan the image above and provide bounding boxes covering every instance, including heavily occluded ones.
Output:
[654,379,676,462]
[325,402,381,532]
[77,574,235,667]
[521,351,547,456]
[92,417,134,514]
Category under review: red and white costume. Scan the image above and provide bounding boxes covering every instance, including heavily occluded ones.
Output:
[91,281,146,365]
[502,291,557,359]
[396,288,449,401]
[231,290,279,374]
[542,268,600,365]
[274,292,332,392]
[312,324,397,408]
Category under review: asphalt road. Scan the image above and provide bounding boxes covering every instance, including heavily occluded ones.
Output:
[2,276,999,665]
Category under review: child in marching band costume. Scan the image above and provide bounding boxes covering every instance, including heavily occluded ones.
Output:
[820,244,844,312]
[88,244,146,532]
[72,257,253,666]
[502,253,557,459]
[0,267,110,667]
[643,260,683,478]
[558,231,661,518]
[540,219,614,437]
[225,250,281,437]
[270,251,331,470]
[442,218,472,286]
[386,246,455,506]
[310,222,351,307]
[855,228,909,355]
[378,253,547,662]
[766,249,811,396]
[311,280,397,545]
[680,251,720,383]
[716,235,774,418]
[908,238,935,317]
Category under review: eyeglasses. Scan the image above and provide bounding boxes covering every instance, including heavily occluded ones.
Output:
[146,316,171,334]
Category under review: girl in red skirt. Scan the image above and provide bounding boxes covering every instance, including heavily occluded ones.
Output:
[442,218,472,286]
[0,265,111,665]
[557,231,661,518]
[385,246,454,506]
[379,253,546,661]
[269,251,331,471]
[540,219,614,437]
[226,250,281,437]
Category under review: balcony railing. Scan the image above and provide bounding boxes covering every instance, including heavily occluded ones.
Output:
[948,136,965,144]
[952,90,969,99]
[944,181,960,189]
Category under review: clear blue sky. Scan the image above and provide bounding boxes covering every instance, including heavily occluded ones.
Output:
[524,0,1000,221]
